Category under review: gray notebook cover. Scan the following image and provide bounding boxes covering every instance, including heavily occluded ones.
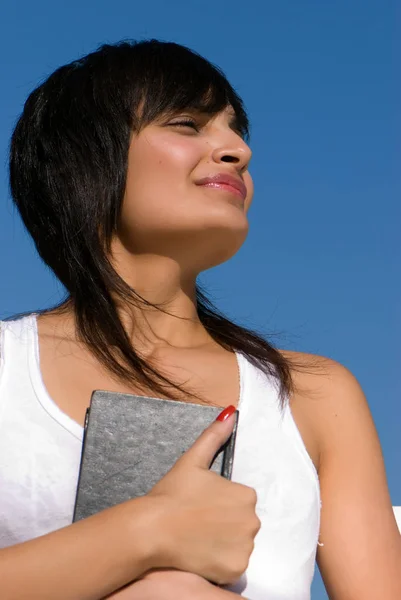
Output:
[73,391,239,521]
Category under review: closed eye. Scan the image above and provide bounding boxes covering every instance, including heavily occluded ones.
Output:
[169,118,199,132]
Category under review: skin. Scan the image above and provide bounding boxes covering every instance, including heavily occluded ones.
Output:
[37,107,401,599]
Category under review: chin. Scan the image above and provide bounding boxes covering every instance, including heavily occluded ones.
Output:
[197,226,248,269]
[202,207,249,234]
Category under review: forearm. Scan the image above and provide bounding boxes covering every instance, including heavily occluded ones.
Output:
[0,497,160,600]
[107,572,248,600]
[217,590,249,599]
[109,585,246,600]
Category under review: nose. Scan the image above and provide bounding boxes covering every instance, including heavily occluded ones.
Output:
[211,138,252,173]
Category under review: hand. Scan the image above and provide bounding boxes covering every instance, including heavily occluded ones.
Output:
[106,570,243,599]
[146,407,260,585]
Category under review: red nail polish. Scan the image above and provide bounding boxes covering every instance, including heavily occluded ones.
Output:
[216,405,236,422]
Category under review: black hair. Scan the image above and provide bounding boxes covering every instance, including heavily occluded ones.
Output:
[9,39,292,404]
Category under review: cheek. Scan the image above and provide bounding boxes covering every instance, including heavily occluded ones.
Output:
[121,136,201,230]
[133,134,200,182]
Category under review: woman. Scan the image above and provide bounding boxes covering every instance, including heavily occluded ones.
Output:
[1,39,400,599]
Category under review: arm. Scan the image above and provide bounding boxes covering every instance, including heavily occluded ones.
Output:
[298,359,401,599]
[108,571,246,599]
[0,411,258,599]
[0,497,159,600]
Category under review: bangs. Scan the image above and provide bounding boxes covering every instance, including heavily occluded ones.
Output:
[130,41,249,139]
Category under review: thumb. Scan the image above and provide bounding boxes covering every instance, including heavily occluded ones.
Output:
[179,406,237,470]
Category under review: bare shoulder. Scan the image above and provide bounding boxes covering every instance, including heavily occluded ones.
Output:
[37,309,76,339]
[281,356,401,597]
[283,349,363,400]
[281,350,374,470]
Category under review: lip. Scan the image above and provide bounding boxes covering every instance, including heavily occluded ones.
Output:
[196,173,247,201]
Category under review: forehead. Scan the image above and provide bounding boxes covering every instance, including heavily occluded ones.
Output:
[220,105,236,121]
[159,103,234,119]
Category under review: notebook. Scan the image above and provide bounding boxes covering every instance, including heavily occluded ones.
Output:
[73,391,239,521]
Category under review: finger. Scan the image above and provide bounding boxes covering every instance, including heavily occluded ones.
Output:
[178,406,237,470]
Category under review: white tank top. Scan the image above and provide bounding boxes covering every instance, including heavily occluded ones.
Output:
[0,314,320,599]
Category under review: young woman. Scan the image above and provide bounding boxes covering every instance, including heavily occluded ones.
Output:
[1,39,400,600]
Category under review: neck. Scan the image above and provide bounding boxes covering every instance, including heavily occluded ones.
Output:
[109,249,213,355]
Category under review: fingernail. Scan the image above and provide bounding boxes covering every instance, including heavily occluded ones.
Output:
[216,405,236,422]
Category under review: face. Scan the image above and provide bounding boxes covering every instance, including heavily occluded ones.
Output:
[116,106,253,271]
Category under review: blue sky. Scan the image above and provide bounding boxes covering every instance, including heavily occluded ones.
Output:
[1,1,399,597]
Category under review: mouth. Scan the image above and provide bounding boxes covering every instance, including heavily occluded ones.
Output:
[196,174,247,202]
